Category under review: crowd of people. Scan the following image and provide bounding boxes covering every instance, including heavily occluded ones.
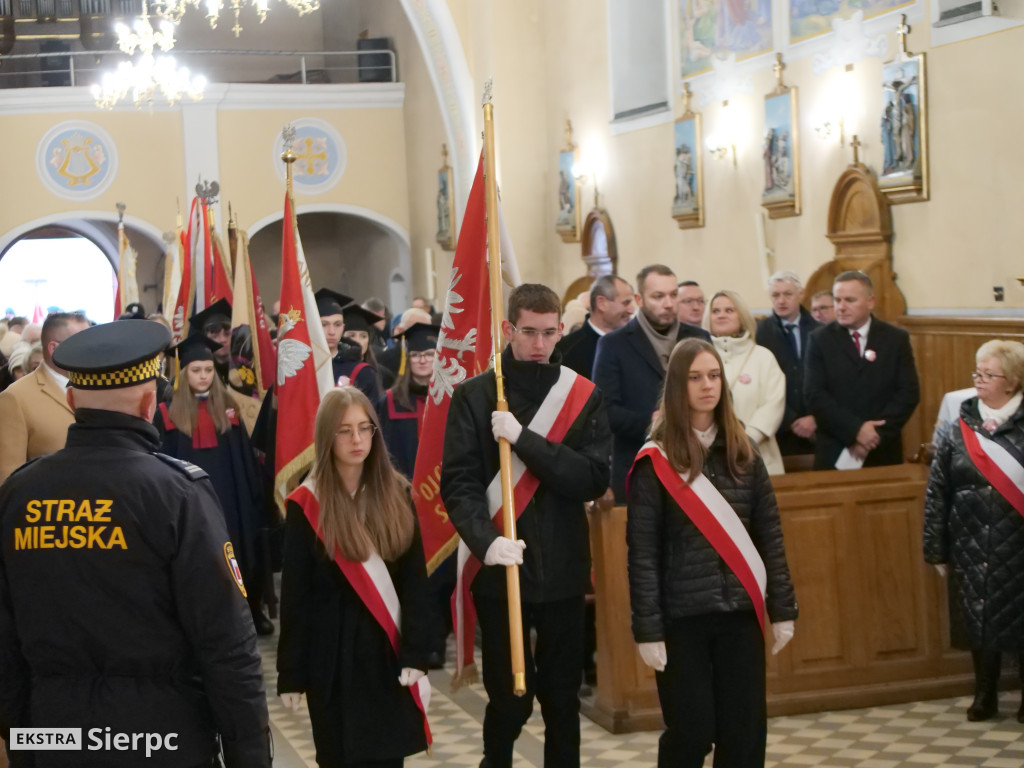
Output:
[0,263,1021,768]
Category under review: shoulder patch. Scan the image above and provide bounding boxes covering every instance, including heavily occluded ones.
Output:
[152,452,209,480]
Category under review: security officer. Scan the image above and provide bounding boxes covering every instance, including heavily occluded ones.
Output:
[0,320,271,768]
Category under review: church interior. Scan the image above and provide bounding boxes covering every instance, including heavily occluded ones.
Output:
[1,0,1024,766]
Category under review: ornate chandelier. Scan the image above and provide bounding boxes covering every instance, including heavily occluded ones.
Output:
[152,0,320,37]
[91,2,206,109]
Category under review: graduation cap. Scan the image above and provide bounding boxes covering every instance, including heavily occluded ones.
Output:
[395,322,440,375]
[189,298,232,335]
[342,304,383,334]
[396,322,440,352]
[117,302,147,321]
[314,288,353,319]
[53,320,170,391]
[168,335,220,368]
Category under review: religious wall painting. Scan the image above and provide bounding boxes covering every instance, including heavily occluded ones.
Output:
[679,0,774,79]
[672,83,705,229]
[271,118,346,194]
[789,0,915,44]
[878,15,928,204]
[36,121,118,201]
[556,120,581,243]
[436,144,456,251]
[762,54,801,219]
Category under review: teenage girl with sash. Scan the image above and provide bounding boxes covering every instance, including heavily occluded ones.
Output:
[277,386,433,768]
[925,339,1024,723]
[626,338,798,768]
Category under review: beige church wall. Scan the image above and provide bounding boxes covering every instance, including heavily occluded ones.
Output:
[217,106,411,237]
[529,1,1024,312]
[0,109,184,240]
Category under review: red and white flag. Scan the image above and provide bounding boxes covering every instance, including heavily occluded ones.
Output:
[170,199,198,345]
[273,193,334,508]
[229,226,275,399]
[114,218,139,318]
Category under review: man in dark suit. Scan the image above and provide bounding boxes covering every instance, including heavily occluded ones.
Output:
[555,274,634,379]
[755,270,821,456]
[804,270,920,470]
[593,264,710,500]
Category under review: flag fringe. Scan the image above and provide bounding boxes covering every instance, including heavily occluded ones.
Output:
[449,661,478,692]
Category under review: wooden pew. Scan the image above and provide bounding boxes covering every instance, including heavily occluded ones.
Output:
[582,463,973,733]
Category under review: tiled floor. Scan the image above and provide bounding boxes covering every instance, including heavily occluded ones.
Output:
[260,630,1024,768]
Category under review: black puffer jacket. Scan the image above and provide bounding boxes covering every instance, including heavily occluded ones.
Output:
[627,436,798,642]
[924,397,1024,650]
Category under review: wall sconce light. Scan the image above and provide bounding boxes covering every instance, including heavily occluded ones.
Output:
[705,100,737,166]
[573,144,606,208]
[813,117,845,145]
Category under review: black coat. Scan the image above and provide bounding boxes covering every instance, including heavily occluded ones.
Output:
[803,317,920,470]
[924,398,1024,650]
[593,317,710,500]
[0,409,270,768]
[755,308,821,455]
[440,347,611,602]
[277,497,431,764]
[626,438,798,643]
[555,320,601,379]
[154,402,266,586]
[331,339,382,403]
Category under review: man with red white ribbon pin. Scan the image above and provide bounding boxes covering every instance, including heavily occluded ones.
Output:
[441,283,610,768]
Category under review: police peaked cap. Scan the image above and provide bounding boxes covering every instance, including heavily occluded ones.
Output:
[53,320,170,390]
[189,298,233,334]
[314,288,353,318]
[396,322,441,352]
[342,304,383,334]
[168,335,220,368]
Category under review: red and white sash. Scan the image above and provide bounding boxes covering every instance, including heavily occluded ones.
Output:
[288,482,432,746]
[632,442,768,631]
[452,367,595,682]
[959,418,1024,517]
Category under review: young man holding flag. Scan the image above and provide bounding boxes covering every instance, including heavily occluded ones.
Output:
[440,283,610,768]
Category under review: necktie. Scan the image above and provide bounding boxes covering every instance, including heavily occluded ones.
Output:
[784,323,799,359]
[852,330,862,356]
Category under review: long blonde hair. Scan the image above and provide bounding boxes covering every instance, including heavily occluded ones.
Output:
[167,364,231,435]
[311,387,414,562]
[650,339,754,482]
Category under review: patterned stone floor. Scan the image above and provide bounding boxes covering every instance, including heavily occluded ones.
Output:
[260,627,1024,767]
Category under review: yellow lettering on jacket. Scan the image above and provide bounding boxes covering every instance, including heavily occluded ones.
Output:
[25,500,41,523]
[92,500,113,523]
[55,500,75,522]
[74,500,92,522]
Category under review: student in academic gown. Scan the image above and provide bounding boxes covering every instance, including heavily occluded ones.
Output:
[277,386,433,768]
[627,339,798,768]
[314,288,382,403]
[342,303,393,396]
[154,335,274,636]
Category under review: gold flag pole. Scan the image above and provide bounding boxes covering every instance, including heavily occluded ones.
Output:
[282,124,297,218]
[482,80,527,697]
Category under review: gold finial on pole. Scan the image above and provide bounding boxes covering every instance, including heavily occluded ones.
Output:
[850,134,862,165]
[116,201,126,224]
[281,124,298,197]
[482,77,493,107]
[896,14,910,55]
[481,84,528,698]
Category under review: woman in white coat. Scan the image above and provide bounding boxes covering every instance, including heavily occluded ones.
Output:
[704,290,786,475]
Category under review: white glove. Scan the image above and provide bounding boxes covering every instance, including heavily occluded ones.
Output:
[935,564,948,578]
[398,667,426,687]
[483,536,526,566]
[638,641,667,671]
[491,410,523,445]
[280,692,304,712]
[771,620,795,655]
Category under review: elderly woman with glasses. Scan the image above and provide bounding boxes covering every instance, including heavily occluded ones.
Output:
[278,386,434,767]
[925,339,1024,723]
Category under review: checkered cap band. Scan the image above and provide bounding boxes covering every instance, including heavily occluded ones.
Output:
[68,355,162,390]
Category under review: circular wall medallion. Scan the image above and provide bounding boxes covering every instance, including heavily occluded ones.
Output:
[273,118,347,194]
[36,121,118,200]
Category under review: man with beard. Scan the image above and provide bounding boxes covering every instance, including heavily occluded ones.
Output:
[593,264,710,501]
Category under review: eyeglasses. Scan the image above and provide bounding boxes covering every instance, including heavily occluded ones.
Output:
[408,350,435,361]
[509,324,559,340]
[336,424,377,441]
[680,298,706,306]
[971,371,1007,383]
